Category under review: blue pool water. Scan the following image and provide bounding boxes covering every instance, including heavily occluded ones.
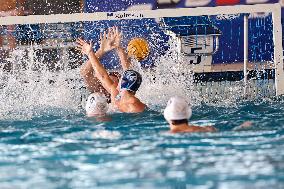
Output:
[0,100,284,189]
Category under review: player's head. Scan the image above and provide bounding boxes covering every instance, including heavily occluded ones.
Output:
[120,70,142,93]
[164,96,192,125]
[85,93,108,117]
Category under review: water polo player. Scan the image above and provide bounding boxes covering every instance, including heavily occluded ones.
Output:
[164,96,255,133]
[77,26,146,113]
[85,93,108,117]
[164,96,217,133]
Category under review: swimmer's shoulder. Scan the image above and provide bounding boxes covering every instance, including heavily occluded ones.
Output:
[129,102,146,113]
[133,98,147,112]
[124,98,146,113]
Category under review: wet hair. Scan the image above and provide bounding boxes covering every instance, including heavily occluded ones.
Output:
[171,119,188,125]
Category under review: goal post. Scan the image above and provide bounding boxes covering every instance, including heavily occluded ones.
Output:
[272,3,284,96]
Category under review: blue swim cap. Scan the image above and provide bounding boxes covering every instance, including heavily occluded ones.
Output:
[120,70,142,92]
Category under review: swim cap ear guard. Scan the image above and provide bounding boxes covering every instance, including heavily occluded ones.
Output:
[120,70,142,92]
[85,93,108,116]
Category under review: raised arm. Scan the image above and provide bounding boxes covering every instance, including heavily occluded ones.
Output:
[113,27,132,70]
[88,50,115,94]
[76,30,116,94]
[116,47,131,70]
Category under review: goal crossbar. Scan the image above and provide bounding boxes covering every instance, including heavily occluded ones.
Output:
[0,3,281,25]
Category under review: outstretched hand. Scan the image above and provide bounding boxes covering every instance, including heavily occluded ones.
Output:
[76,27,123,56]
[113,26,123,49]
[76,38,93,56]
[99,26,123,53]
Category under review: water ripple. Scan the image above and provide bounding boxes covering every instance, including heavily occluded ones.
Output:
[0,102,284,188]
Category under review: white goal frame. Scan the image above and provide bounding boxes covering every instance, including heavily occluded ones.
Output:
[0,3,283,96]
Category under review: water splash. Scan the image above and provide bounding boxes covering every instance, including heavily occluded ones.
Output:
[0,47,83,120]
[0,34,273,120]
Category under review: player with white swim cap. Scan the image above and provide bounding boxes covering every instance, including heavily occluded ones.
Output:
[164,96,217,133]
[85,93,108,117]
[164,96,193,121]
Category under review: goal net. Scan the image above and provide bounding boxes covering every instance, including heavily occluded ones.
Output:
[0,3,283,104]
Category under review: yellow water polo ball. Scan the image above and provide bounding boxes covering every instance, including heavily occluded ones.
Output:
[127,38,150,61]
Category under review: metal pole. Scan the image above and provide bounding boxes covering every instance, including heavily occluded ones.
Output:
[244,14,248,96]
[272,3,284,96]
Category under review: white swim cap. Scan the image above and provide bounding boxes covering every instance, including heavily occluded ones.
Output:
[85,93,108,116]
[164,96,192,121]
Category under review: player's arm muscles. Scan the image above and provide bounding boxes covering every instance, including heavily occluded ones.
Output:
[88,50,116,94]
[116,46,131,71]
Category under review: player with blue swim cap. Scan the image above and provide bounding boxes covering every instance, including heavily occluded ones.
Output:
[120,70,142,93]
[77,26,146,114]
